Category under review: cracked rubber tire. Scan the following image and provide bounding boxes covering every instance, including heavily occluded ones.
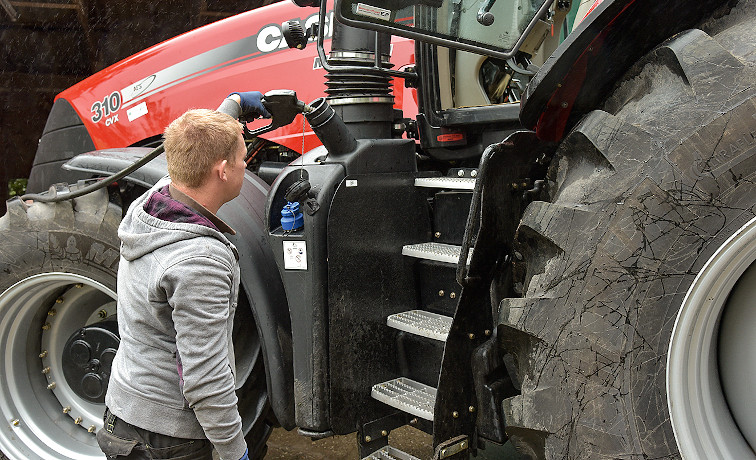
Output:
[499,2,756,458]
[0,184,273,460]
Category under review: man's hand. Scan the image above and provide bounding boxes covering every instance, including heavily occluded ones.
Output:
[228,91,271,118]
[239,448,249,460]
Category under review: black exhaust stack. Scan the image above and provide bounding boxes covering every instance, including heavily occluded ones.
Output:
[323,23,395,140]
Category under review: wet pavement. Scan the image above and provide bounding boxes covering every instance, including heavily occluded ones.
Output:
[266,426,431,459]
[265,426,521,459]
[0,425,518,459]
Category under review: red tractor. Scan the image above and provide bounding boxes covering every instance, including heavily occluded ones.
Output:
[1,0,754,459]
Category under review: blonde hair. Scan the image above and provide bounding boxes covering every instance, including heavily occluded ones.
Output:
[164,109,242,188]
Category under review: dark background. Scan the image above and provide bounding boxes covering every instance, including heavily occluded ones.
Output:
[0,0,280,214]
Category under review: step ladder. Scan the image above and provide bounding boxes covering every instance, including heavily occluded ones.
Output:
[387,310,452,342]
[401,242,465,265]
[362,446,421,460]
[414,176,476,190]
[361,174,472,460]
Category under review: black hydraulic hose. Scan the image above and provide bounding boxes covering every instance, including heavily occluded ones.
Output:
[21,144,165,203]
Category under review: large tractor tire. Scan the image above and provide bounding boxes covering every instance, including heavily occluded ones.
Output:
[500,1,756,458]
[0,184,273,459]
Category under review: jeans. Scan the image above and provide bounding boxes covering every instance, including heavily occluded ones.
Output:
[97,408,213,460]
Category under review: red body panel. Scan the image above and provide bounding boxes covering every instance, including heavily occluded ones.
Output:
[57,1,416,154]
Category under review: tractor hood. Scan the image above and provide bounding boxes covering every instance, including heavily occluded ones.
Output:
[54,0,415,154]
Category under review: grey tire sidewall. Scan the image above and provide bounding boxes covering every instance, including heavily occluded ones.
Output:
[502,3,756,456]
[0,198,120,460]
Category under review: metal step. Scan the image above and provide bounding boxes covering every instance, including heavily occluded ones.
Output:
[402,242,468,264]
[387,310,452,342]
[361,446,421,460]
[372,377,436,421]
[414,176,476,190]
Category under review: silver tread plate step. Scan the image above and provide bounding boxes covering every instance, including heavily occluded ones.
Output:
[414,176,476,190]
[361,446,421,460]
[402,242,467,264]
[387,310,452,342]
[372,377,436,421]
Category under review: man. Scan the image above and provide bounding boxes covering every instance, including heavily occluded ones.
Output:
[97,92,268,460]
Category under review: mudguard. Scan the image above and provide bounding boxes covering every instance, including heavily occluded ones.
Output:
[520,0,729,142]
[64,149,296,428]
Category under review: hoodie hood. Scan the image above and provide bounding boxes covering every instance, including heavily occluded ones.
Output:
[118,180,234,262]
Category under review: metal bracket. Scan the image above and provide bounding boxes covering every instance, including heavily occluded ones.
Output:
[361,411,411,442]
[358,428,389,458]
[433,435,469,460]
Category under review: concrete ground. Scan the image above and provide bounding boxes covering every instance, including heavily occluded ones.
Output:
[265,426,522,459]
[0,426,520,460]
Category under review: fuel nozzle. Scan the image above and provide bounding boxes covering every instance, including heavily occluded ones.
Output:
[261,89,312,126]
[245,90,312,137]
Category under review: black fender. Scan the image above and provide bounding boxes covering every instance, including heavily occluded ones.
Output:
[520,0,730,142]
[27,98,96,193]
[64,149,296,429]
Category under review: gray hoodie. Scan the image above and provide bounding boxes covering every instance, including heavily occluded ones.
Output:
[106,179,246,460]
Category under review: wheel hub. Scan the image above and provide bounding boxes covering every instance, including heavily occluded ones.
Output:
[62,319,119,403]
[0,273,117,459]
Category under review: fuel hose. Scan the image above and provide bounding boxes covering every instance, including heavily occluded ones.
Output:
[20,144,165,203]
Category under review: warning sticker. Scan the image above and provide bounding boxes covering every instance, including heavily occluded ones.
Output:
[354,3,392,21]
[283,241,307,270]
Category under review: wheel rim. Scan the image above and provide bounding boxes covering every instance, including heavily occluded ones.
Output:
[0,272,116,460]
[668,216,756,458]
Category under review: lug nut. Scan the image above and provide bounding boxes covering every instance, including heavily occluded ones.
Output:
[410,418,418,425]
[438,290,445,297]
[48,309,57,316]
[88,425,96,433]
[364,435,372,443]
[485,329,492,336]
[75,283,83,288]
[63,406,71,414]
[469,406,476,413]
[449,292,456,299]
[99,310,108,319]
[56,297,64,304]
[47,382,56,390]
[452,411,459,418]
[74,417,82,425]
[39,350,48,358]
[42,323,51,331]
[381,430,388,437]
[468,333,475,340]
[42,367,50,374]
[434,231,441,238]
[471,170,478,178]
[11,419,19,427]
[457,170,465,177]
